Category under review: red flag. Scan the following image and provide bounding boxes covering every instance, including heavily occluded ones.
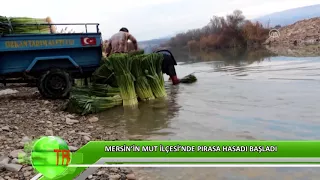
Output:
[81,37,97,46]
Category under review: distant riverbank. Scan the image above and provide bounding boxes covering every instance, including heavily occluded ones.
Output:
[163,10,269,51]
[163,10,320,51]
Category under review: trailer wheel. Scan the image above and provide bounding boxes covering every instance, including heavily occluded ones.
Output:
[38,69,72,99]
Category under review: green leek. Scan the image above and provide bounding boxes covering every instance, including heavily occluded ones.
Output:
[66,94,122,115]
[143,53,167,98]
[109,54,138,107]
[0,16,52,34]
[131,55,155,101]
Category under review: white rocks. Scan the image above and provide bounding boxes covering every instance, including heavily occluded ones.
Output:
[88,175,93,179]
[65,114,76,119]
[4,164,22,172]
[110,168,119,173]
[0,89,18,96]
[88,126,94,129]
[69,146,78,151]
[97,170,105,175]
[21,136,31,142]
[108,174,121,180]
[66,118,79,125]
[43,100,50,105]
[45,130,54,136]
[9,150,24,158]
[11,158,19,164]
[88,116,99,123]
[44,110,50,114]
[23,171,32,177]
[46,121,53,127]
[126,173,136,180]
[83,136,90,141]
[1,126,10,131]
[77,132,91,136]
[23,166,33,171]
[0,156,10,165]
[121,168,133,174]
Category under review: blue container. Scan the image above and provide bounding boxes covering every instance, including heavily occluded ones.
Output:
[0,23,103,98]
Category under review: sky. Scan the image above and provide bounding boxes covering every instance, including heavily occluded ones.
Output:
[2,0,320,41]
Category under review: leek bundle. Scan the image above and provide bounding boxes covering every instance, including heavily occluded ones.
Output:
[66,94,122,115]
[92,60,118,87]
[154,53,165,89]
[131,55,155,101]
[180,74,197,84]
[109,54,138,107]
[0,16,53,34]
[143,53,167,98]
[71,85,120,97]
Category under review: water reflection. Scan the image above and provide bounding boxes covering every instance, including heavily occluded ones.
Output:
[266,44,320,57]
[99,84,181,138]
[171,48,276,66]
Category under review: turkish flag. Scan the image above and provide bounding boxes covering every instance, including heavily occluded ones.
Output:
[81,37,97,46]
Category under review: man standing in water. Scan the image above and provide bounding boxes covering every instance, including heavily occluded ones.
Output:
[106,27,138,57]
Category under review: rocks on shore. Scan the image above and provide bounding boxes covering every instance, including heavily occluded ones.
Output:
[1,126,10,132]
[88,116,99,123]
[0,86,132,180]
[264,17,320,46]
[66,117,79,125]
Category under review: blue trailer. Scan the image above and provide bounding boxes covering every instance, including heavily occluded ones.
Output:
[0,23,102,99]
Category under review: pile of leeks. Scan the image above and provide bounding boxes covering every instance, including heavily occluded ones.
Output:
[66,52,169,115]
[0,16,55,34]
[66,84,122,115]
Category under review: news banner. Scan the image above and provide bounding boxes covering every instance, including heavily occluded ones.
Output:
[24,136,320,179]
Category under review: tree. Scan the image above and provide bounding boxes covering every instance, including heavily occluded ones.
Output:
[226,10,245,29]
[165,9,269,49]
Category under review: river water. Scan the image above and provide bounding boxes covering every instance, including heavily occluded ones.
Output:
[99,49,320,180]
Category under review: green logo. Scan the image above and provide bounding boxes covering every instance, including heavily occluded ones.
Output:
[30,136,72,179]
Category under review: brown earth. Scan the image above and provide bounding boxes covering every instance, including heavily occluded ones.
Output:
[264,17,320,46]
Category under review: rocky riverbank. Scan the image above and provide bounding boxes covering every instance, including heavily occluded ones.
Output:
[264,17,320,46]
[0,85,137,180]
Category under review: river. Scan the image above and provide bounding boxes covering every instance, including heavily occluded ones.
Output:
[99,48,320,180]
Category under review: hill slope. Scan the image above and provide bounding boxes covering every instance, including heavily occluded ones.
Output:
[264,17,320,46]
[255,4,320,27]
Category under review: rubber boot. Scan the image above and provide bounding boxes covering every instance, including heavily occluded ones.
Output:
[170,76,180,85]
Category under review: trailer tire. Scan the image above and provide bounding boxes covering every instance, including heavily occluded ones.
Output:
[38,69,72,99]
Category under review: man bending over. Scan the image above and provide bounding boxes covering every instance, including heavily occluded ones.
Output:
[145,47,180,85]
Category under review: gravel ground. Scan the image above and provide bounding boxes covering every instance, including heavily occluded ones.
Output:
[0,85,137,180]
